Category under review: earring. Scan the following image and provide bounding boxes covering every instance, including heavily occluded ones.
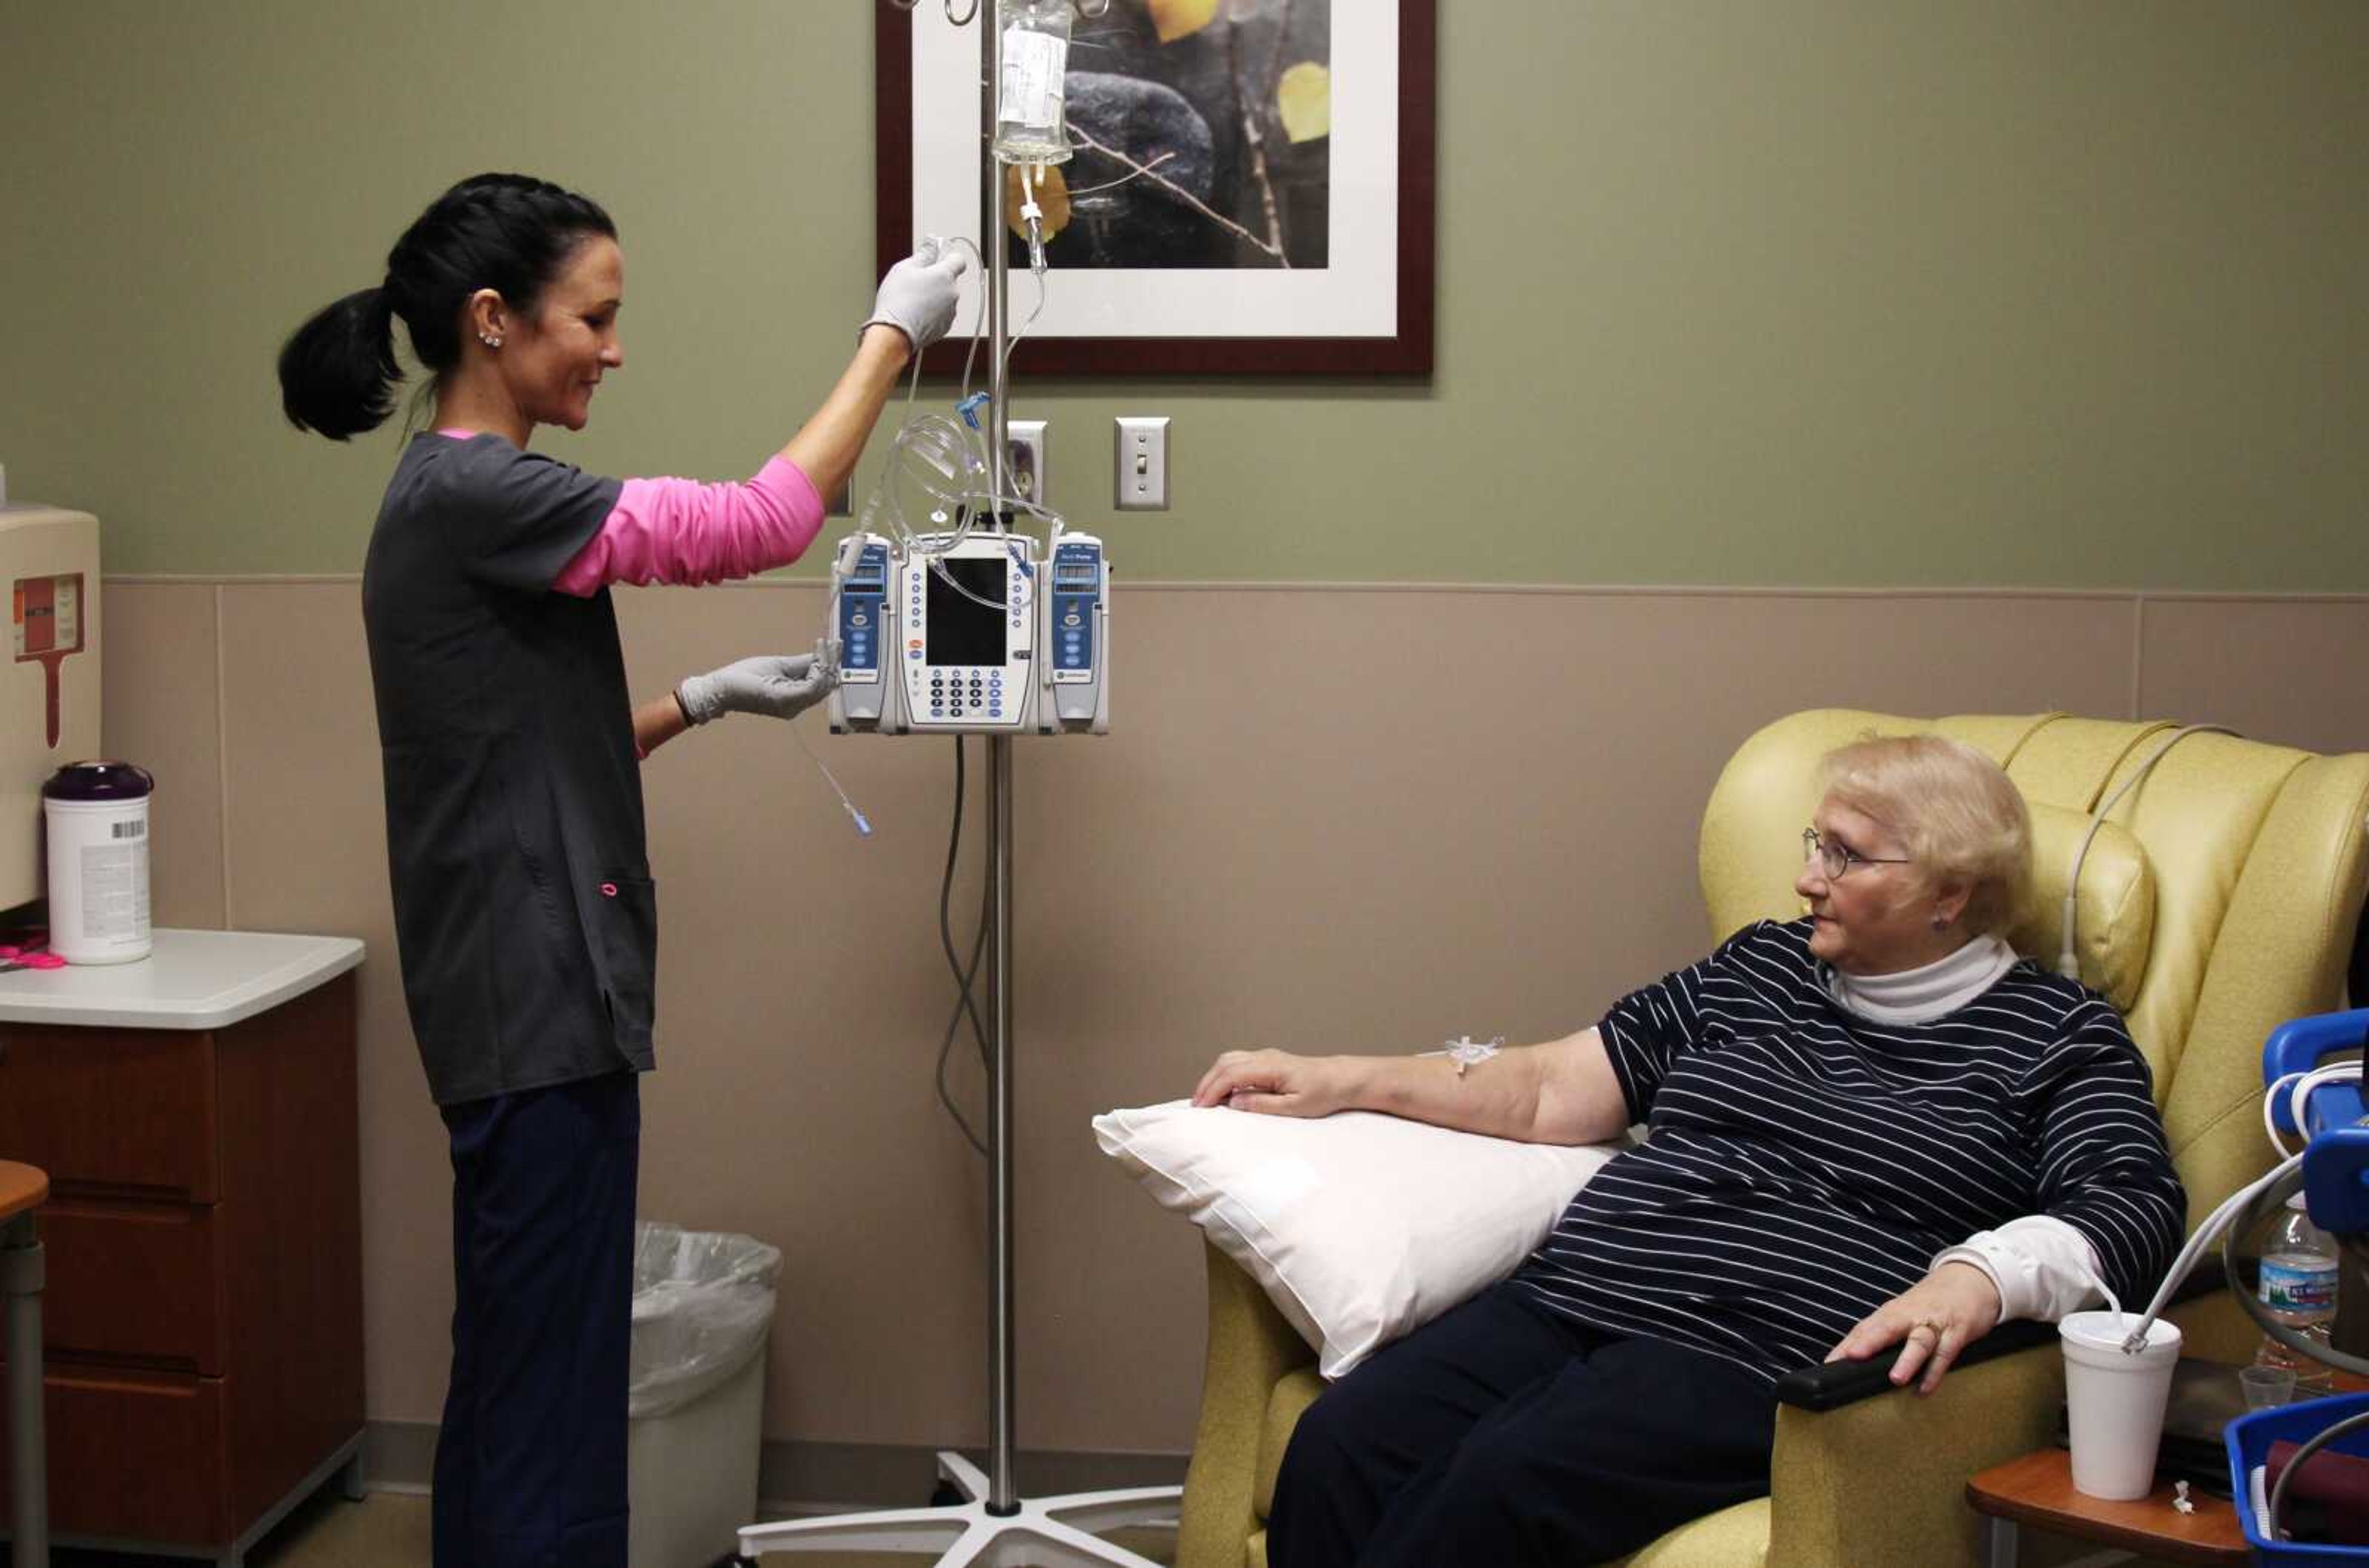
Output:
[478,332,502,349]
[1931,914,1950,931]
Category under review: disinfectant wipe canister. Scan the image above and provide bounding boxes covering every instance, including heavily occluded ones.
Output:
[43,761,153,964]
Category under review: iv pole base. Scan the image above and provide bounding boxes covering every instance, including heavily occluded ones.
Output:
[737,1449,1178,1567]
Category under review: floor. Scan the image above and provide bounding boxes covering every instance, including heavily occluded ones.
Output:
[36,1488,2226,1568]
[48,1490,1177,1568]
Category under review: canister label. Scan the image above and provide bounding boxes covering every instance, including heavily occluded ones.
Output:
[75,839,149,939]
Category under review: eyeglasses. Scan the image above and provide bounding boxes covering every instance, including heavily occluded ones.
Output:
[1801,826,1911,881]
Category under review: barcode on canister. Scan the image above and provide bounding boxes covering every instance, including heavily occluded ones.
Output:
[110,819,146,840]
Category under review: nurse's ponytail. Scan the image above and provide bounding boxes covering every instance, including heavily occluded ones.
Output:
[276,173,616,442]
[278,286,402,440]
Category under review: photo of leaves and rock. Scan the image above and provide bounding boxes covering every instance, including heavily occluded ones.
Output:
[1009,0,1331,271]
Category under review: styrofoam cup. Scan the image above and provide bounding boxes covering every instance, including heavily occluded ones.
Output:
[2060,1311,2183,1500]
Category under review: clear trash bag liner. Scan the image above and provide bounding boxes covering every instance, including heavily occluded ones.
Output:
[627,1220,782,1419]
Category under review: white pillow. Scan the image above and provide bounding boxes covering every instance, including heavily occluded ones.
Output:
[1093,1100,1619,1379]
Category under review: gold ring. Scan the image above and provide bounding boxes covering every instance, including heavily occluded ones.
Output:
[1909,1320,1941,1338]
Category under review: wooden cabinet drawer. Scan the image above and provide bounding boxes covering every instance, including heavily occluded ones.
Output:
[39,1197,223,1372]
[0,1025,218,1199]
[0,1362,228,1544]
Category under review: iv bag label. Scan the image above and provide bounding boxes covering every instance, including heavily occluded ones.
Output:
[1001,30,1068,131]
[2261,1256,2338,1313]
[77,841,150,939]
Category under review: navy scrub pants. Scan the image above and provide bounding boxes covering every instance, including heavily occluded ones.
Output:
[1268,1282,1778,1568]
[434,1071,641,1568]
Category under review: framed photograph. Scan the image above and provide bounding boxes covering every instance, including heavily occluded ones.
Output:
[876,0,1436,376]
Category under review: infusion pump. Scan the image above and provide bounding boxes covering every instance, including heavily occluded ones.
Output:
[827,529,1109,736]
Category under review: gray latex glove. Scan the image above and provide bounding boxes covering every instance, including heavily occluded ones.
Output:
[861,237,973,353]
[676,645,840,725]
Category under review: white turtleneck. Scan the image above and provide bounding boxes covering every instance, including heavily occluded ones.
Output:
[1827,933,2109,1324]
[1824,933,2018,1025]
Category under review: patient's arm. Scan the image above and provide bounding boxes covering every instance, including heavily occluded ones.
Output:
[1190,1026,1629,1147]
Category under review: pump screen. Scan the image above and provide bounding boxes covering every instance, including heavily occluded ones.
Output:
[926,558,1008,666]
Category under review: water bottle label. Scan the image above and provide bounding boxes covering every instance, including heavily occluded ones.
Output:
[2261,1257,2338,1313]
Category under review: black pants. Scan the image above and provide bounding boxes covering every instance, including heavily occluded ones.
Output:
[1268,1283,1778,1568]
[434,1071,640,1568]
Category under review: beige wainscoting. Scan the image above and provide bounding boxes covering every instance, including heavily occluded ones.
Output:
[97,576,2369,1483]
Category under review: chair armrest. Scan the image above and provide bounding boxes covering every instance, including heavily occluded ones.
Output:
[1763,1336,2065,1568]
[1178,1241,1317,1568]
[1773,1268,2230,1411]
[1760,1277,2239,1568]
[1773,1320,2054,1411]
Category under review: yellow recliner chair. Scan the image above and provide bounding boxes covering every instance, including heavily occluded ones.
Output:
[1173,710,2369,1568]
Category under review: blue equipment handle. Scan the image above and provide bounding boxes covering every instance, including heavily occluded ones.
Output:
[2264,1009,2369,1236]
[2305,1127,2369,1237]
[2262,1008,2369,1134]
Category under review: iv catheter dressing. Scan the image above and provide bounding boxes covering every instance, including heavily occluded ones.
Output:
[1420,1034,1505,1078]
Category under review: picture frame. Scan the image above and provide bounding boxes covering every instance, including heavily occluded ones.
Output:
[875,0,1436,376]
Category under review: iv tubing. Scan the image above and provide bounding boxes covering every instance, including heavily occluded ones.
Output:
[2120,1149,2305,1353]
[2264,1063,2367,1159]
[853,234,1065,618]
[2122,1057,2363,1352]
[2059,726,2236,979]
[788,720,872,836]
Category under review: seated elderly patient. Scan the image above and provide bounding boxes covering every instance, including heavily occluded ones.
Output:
[1192,735,2186,1568]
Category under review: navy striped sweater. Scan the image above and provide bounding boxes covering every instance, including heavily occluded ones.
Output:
[1511,918,2186,1387]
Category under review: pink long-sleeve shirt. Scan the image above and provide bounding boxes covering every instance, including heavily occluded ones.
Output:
[552,454,827,595]
[434,432,827,595]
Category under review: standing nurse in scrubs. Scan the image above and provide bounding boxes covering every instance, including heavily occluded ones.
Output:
[276,171,969,1567]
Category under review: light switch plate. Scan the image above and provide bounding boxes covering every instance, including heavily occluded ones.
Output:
[1007,419,1047,508]
[1115,416,1170,510]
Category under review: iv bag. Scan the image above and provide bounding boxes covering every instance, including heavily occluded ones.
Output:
[994,0,1074,166]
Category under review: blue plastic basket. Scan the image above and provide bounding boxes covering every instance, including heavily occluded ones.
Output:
[2226,1390,2369,1563]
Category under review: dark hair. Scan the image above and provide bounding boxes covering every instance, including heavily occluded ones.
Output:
[276,172,617,440]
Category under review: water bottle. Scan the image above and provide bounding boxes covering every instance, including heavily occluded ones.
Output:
[2257,1192,2338,1398]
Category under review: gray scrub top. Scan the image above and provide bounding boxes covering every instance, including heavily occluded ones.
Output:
[362,432,655,1105]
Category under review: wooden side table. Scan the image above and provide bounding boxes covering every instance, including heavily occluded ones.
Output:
[0,931,363,1567]
[1966,1448,2248,1567]
[2,1160,48,1568]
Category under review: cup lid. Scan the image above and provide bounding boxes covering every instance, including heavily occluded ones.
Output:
[43,761,154,801]
[2060,1311,2181,1353]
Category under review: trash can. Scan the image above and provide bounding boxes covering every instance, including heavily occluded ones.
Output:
[627,1221,781,1568]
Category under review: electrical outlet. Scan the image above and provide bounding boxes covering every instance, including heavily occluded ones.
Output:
[1115,416,1169,510]
[1007,419,1047,507]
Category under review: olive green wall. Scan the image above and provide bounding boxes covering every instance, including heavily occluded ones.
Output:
[2,1,2362,588]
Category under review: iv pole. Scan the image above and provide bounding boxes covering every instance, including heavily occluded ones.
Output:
[738,3,1174,1562]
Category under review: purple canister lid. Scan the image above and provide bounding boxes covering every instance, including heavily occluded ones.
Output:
[43,761,155,801]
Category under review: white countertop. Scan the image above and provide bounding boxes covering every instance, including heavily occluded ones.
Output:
[0,928,364,1030]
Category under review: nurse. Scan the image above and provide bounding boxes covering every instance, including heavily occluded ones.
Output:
[275,171,969,1568]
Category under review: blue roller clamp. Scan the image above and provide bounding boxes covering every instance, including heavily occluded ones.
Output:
[2264,1009,2369,1234]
